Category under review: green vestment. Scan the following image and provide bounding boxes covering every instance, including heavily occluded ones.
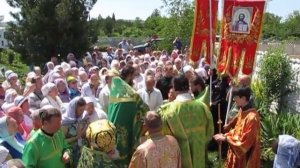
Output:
[159,98,214,168]
[108,77,149,167]
[77,146,118,168]
[195,86,210,107]
[22,129,71,168]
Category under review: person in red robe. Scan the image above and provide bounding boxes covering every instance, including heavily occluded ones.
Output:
[214,86,260,168]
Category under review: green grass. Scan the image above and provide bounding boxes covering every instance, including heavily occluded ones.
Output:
[207,151,274,168]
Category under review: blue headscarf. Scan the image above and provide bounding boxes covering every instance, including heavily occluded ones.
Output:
[0,116,24,158]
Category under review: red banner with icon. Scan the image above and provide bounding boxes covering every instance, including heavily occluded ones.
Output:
[190,0,218,64]
[217,0,265,78]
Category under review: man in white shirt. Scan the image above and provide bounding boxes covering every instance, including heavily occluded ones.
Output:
[133,64,144,91]
[138,74,163,111]
[99,70,119,113]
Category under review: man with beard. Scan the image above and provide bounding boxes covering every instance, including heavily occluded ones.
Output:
[190,75,209,106]
[120,66,135,87]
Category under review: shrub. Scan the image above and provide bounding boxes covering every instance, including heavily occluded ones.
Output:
[257,46,294,112]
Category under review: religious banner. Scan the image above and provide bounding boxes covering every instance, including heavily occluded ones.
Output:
[217,0,266,78]
[189,0,218,64]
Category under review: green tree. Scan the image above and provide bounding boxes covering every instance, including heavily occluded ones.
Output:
[262,12,283,40]
[5,0,97,64]
[159,0,194,51]
[283,10,300,40]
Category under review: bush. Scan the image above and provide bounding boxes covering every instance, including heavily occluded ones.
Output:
[252,46,300,162]
[258,46,294,112]
[0,49,30,84]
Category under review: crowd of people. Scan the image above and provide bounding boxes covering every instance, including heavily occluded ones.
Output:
[0,38,298,168]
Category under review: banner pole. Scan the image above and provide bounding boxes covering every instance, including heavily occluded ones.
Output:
[209,0,214,105]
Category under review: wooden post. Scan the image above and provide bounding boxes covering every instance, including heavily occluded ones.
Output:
[217,103,223,167]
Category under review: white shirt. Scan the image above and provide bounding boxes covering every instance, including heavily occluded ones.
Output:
[175,92,194,102]
[99,85,110,113]
[81,82,94,98]
[133,74,144,91]
[82,108,107,123]
[138,88,163,111]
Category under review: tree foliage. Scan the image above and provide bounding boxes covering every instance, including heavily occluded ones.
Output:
[5,0,97,64]
[262,11,300,41]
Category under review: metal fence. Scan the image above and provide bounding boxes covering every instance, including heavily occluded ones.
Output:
[95,37,147,47]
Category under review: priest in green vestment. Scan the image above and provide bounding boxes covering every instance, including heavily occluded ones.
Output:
[22,106,71,168]
[159,75,214,168]
[108,76,149,167]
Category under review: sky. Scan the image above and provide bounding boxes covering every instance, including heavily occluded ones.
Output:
[0,0,299,22]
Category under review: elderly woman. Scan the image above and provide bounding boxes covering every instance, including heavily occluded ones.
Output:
[54,79,70,103]
[40,83,65,113]
[48,65,64,83]
[42,62,54,84]
[67,76,81,99]
[1,89,18,112]
[82,97,107,123]
[61,97,88,167]
[0,115,24,159]
[6,107,26,143]
[2,72,23,95]
[14,96,33,140]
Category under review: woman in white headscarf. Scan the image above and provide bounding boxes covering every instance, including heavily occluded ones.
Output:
[42,62,54,84]
[2,72,23,95]
[23,72,37,97]
[0,116,24,159]
[48,65,64,83]
[1,89,18,112]
[40,83,65,113]
[82,97,107,123]
[61,97,88,167]
[54,78,70,103]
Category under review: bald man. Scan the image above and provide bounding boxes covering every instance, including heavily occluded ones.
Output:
[238,75,251,87]
[137,74,163,111]
[129,111,181,168]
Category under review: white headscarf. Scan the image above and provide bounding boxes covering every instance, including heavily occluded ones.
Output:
[7,73,18,81]
[42,62,54,84]
[4,70,13,79]
[62,97,85,125]
[4,89,17,103]
[41,83,56,97]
